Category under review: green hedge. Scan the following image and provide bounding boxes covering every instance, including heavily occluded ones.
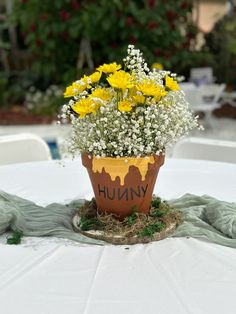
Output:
[13,0,197,84]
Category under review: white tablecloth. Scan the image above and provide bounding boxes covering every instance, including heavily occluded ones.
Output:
[0,158,236,314]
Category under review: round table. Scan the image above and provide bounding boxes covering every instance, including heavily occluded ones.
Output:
[0,157,235,205]
[0,158,236,314]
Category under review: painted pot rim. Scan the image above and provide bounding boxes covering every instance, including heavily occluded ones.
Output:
[82,153,165,164]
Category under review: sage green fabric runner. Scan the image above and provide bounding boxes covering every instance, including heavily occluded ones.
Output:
[169,194,236,248]
[0,190,236,247]
[0,191,104,245]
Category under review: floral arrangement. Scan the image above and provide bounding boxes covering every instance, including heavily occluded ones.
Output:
[61,45,199,157]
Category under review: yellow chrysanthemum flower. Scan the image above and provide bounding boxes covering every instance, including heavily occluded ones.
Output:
[165,76,180,91]
[128,87,145,105]
[80,75,92,86]
[89,88,111,102]
[118,100,134,112]
[137,80,157,96]
[137,80,166,99]
[89,71,102,84]
[64,78,92,98]
[107,70,134,90]
[153,87,167,102]
[97,62,122,74]
[132,94,145,104]
[64,85,78,98]
[152,63,163,70]
[72,98,98,118]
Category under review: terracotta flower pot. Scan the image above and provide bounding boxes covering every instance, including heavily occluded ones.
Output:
[81,153,165,219]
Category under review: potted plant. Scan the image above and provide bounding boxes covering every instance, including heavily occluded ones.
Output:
[61,45,199,218]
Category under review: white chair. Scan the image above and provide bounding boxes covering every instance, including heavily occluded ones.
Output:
[172,137,236,164]
[180,83,225,109]
[179,83,199,106]
[198,83,226,105]
[179,82,196,92]
[184,84,225,129]
[190,67,214,85]
[0,133,52,165]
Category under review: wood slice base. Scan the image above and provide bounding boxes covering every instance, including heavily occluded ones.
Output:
[72,197,181,245]
[73,215,177,245]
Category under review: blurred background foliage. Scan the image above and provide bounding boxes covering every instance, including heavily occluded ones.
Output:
[12,0,198,82]
[204,6,236,89]
[0,0,235,118]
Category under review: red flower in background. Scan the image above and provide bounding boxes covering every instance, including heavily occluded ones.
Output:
[60,10,70,22]
[154,48,162,56]
[126,16,134,27]
[187,32,194,40]
[167,10,178,21]
[182,40,190,49]
[111,42,118,49]
[30,23,37,32]
[71,0,81,10]
[129,35,137,44]
[180,1,189,10]
[147,0,155,8]
[148,21,158,30]
[36,38,43,47]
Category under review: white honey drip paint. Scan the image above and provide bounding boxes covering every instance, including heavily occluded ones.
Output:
[92,156,155,185]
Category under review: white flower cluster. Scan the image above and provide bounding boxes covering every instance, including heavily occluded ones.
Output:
[124,45,170,86]
[25,85,63,112]
[124,45,149,78]
[64,93,199,158]
[61,46,200,158]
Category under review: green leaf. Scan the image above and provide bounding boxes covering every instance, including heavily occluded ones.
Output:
[125,211,138,226]
[138,221,166,238]
[79,217,103,231]
[7,230,24,245]
[151,196,161,208]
